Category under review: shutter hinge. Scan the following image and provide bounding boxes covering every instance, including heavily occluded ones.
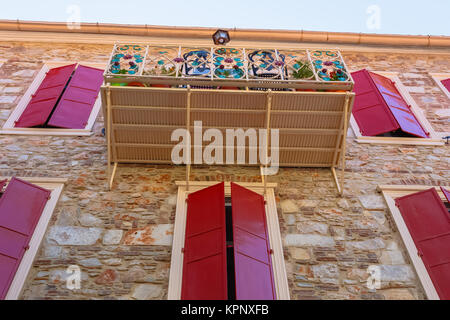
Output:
[417,251,423,257]
[264,200,267,205]
[24,245,30,251]
[269,249,274,255]
[181,247,185,253]
[47,194,51,200]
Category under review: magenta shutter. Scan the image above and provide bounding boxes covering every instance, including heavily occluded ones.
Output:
[351,69,399,136]
[370,72,428,138]
[15,64,76,128]
[181,182,227,300]
[441,187,450,203]
[0,177,50,299]
[231,182,276,300]
[441,78,450,92]
[395,188,450,300]
[47,65,104,129]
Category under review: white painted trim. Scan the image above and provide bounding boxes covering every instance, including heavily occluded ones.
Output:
[379,184,449,300]
[2,177,66,300]
[430,73,450,100]
[348,71,445,146]
[168,182,290,300]
[1,61,106,136]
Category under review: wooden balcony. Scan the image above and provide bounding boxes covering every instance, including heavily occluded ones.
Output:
[101,44,355,194]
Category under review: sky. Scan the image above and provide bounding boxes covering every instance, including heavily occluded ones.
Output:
[1,0,449,36]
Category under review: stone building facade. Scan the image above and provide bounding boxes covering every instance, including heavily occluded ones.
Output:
[0,27,449,300]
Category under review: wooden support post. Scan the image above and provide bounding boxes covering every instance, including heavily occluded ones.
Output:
[263,90,272,198]
[331,167,342,195]
[339,93,351,196]
[186,85,191,192]
[109,162,118,191]
[106,85,112,190]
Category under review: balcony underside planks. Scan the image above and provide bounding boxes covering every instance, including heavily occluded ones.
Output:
[101,86,354,194]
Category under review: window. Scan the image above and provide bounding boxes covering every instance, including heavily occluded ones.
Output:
[0,176,65,300]
[168,181,289,300]
[349,70,443,145]
[1,61,105,136]
[379,185,450,300]
[430,73,450,100]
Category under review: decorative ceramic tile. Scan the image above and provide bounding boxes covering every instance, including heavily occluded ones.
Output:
[181,47,212,78]
[309,50,349,82]
[143,46,180,77]
[212,47,245,79]
[108,44,145,75]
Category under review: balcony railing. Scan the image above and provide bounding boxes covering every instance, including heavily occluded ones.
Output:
[104,44,354,91]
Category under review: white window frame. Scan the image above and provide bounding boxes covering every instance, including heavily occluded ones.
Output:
[0,176,66,300]
[168,181,290,300]
[378,184,449,300]
[349,71,444,146]
[430,73,450,100]
[0,61,106,136]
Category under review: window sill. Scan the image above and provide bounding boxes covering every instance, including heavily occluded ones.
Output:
[355,136,445,146]
[0,128,94,136]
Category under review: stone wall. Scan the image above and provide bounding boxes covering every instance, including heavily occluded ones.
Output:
[0,41,449,300]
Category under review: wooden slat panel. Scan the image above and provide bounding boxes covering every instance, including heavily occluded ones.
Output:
[102,86,352,167]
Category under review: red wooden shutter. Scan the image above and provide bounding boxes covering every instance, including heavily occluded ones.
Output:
[395,188,450,300]
[47,65,104,129]
[441,187,450,203]
[351,69,399,136]
[181,182,227,300]
[0,177,50,299]
[441,78,450,92]
[15,64,76,128]
[231,182,276,300]
[370,72,428,138]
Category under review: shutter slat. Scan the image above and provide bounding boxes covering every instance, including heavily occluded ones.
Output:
[441,78,450,92]
[15,64,76,128]
[231,182,276,300]
[181,182,227,300]
[395,188,450,300]
[351,69,399,136]
[441,187,450,203]
[370,72,428,138]
[0,178,50,300]
[47,65,104,129]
